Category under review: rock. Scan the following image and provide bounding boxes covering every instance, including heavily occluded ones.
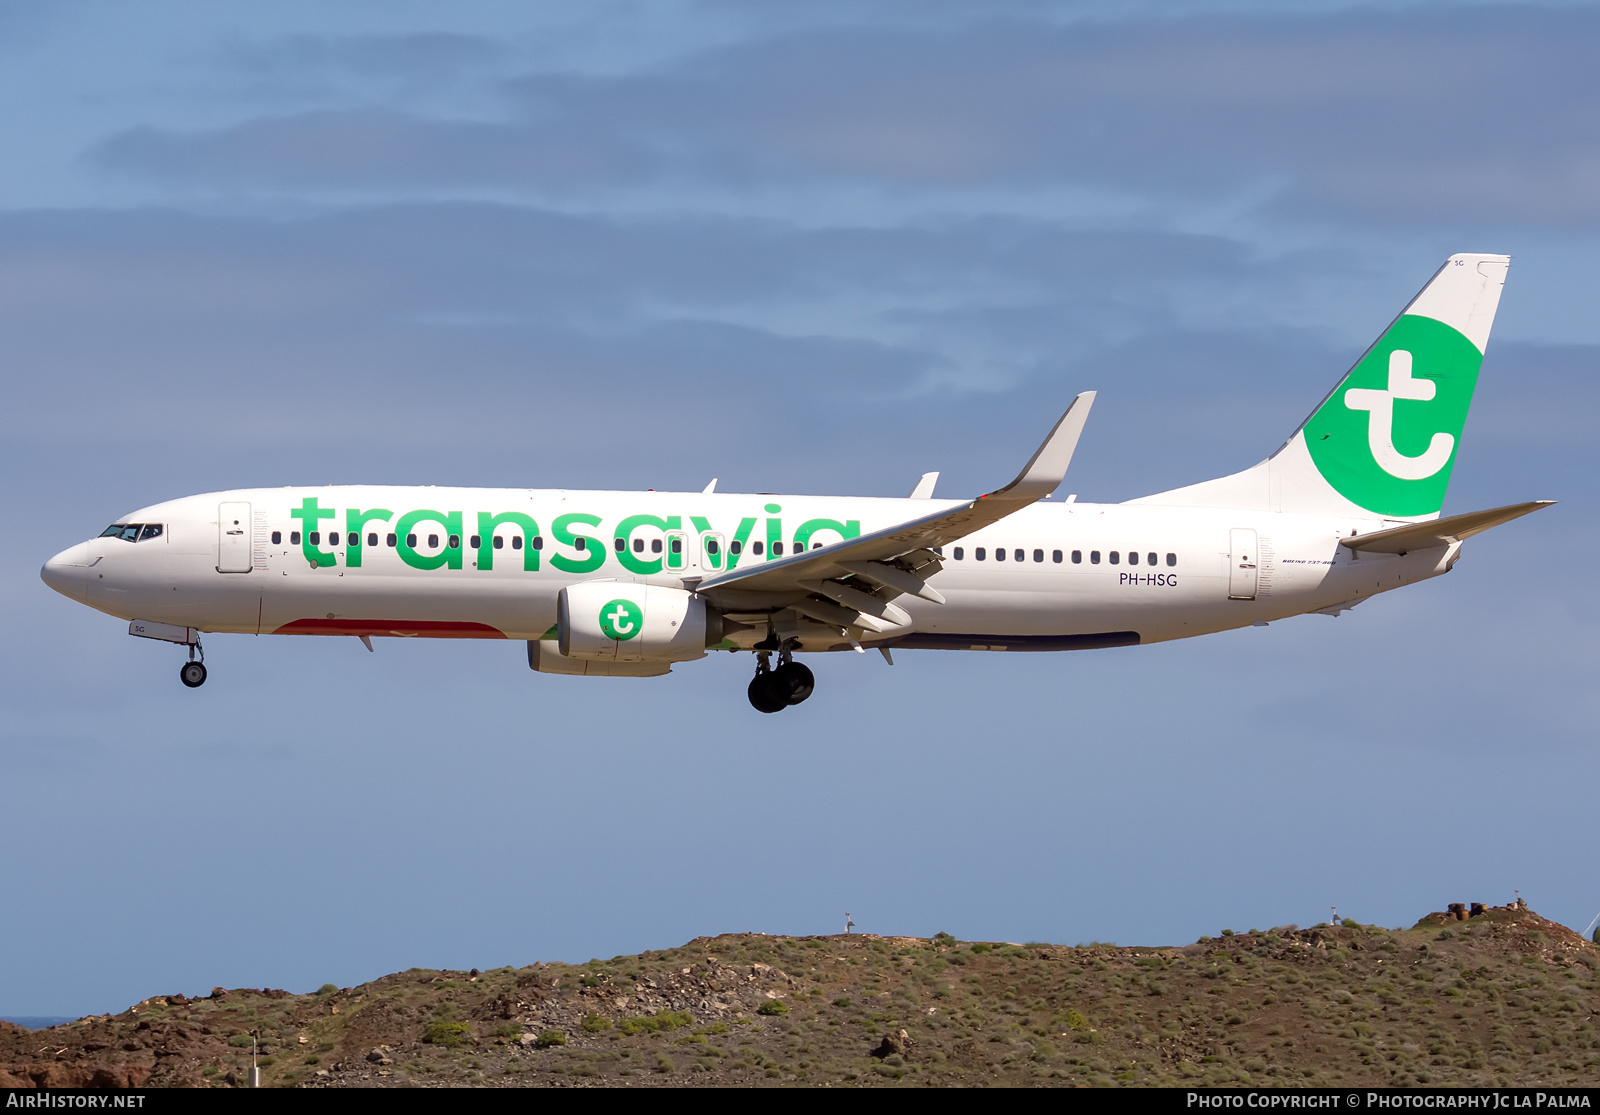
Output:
[870,1029,914,1060]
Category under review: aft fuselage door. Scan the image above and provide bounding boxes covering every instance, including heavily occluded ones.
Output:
[217,501,252,573]
[1228,528,1258,600]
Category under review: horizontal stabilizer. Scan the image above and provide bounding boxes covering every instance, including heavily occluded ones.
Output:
[1341,500,1553,554]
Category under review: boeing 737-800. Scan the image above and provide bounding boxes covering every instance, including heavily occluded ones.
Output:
[41,253,1549,711]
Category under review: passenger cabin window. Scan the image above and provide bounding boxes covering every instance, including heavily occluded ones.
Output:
[752,541,764,555]
[1090,550,1100,564]
[1128,552,1139,565]
[271,531,282,545]
[705,539,719,556]
[406,534,417,547]
[773,542,784,556]
[447,535,459,549]
[1166,552,1176,566]
[995,547,1005,562]
[386,533,396,547]
[1033,549,1044,563]
[367,533,378,547]
[1072,550,1082,564]
[428,534,439,548]
[1014,549,1024,562]
[1052,549,1062,563]
[614,538,626,552]
[310,532,321,546]
[574,537,586,551]
[348,532,359,547]
[493,536,504,549]
[652,539,663,554]
[975,547,986,561]
[291,531,301,545]
[1109,551,1119,564]
[633,538,645,553]
[953,547,964,560]
[730,540,742,555]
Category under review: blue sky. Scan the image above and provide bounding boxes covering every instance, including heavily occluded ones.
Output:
[3,0,1597,1017]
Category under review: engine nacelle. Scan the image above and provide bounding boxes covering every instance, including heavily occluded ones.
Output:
[558,581,709,663]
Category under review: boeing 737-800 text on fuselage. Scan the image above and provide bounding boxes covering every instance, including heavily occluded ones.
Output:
[41,254,1550,711]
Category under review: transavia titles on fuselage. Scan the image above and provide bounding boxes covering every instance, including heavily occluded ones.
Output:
[42,254,1551,712]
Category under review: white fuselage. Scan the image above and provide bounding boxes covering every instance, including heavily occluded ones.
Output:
[41,486,1454,653]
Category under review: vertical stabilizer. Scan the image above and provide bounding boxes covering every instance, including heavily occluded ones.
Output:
[1129,254,1509,521]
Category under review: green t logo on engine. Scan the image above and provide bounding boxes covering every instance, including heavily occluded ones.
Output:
[599,599,643,641]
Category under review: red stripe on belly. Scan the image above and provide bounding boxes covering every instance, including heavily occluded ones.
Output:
[273,619,508,639]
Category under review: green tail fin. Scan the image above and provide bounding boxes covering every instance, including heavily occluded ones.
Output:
[1300,255,1508,518]
[1131,254,1509,521]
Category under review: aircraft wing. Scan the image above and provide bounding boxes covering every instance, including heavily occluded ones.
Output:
[1341,500,1554,554]
[694,392,1094,631]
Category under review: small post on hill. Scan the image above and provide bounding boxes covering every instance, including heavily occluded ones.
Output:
[845,912,855,935]
[250,1032,260,1088]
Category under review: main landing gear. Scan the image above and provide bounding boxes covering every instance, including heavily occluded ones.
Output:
[748,646,815,713]
[179,640,207,688]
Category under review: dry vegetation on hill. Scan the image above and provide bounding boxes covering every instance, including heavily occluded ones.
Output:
[4,903,1597,1088]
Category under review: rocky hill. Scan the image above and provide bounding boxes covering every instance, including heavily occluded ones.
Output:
[4,900,1596,1088]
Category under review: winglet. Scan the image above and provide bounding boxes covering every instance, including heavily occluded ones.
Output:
[909,472,939,499]
[984,391,1096,502]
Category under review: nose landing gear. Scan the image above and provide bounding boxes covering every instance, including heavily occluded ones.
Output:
[747,646,815,713]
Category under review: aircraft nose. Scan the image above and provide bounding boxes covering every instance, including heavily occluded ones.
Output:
[41,542,92,602]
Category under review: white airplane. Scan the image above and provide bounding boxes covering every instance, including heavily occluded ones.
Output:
[41,253,1550,712]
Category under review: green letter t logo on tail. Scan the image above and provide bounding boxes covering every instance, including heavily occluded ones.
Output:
[1303,314,1482,518]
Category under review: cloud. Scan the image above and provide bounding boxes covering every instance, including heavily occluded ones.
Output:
[90,8,1600,230]
[224,32,507,82]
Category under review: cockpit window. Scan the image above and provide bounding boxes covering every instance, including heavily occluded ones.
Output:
[99,523,163,542]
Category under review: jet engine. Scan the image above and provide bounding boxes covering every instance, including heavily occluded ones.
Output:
[557,581,718,662]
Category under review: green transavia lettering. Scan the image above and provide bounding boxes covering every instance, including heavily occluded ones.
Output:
[287,497,859,574]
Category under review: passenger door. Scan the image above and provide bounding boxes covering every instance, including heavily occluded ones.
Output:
[217,502,252,573]
[1228,528,1258,600]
